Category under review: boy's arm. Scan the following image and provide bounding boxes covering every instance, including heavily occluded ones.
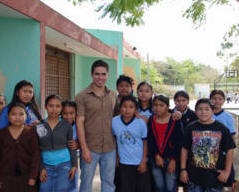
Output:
[180,147,189,183]
[217,148,234,183]
[76,115,92,163]
[180,147,188,170]
[225,149,234,174]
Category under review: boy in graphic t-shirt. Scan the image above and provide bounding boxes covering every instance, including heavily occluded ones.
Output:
[180,98,235,192]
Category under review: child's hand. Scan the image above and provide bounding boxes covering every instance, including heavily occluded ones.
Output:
[135,112,149,123]
[167,159,176,174]
[40,169,48,182]
[30,120,40,126]
[172,111,182,120]
[135,111,140,118]
[137,161,147,173]
[232,180,239,192]
[180,170,189,184]
[155,154,164,167]
[69,166,77,181]
[217,170,230,183]
[232,180,238,192]
[68,140,79,150]
[28,179,36,186]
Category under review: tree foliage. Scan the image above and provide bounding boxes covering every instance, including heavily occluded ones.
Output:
[143,57,219,95]
[69,0,239,68]
[69,0,232,26]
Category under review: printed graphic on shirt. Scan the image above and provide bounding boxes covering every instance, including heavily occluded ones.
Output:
[120,130,136,145]
[26,106,38,124]
[192,130,222,169]
[36,124,48,138]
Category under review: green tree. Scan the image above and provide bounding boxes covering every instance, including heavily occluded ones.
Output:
[153,57,219,94]
[70,0,231,26]
[70,0,238,64]
[140,60,162,85]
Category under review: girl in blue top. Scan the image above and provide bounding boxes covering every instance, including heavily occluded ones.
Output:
[112,95,150,192]
[62,100,79,192]
[38,95,77,192]
[136,81,153,123]
[0,80,42,129]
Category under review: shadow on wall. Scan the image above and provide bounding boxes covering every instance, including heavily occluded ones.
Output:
[124,66,138,92]
[0,70,6,93]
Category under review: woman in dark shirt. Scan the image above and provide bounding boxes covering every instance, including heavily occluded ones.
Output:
[0,102,40,192]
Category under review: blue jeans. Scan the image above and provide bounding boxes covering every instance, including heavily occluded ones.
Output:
[187,182,222,192]
[80,149,116,192]
[40,161,71,192]
[151,159,177,192]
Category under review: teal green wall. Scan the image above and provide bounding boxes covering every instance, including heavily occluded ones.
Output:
[86,29,123,75]
[74,55,117,94]
[0,17,41,103]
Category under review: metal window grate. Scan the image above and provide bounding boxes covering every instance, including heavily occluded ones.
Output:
[45,47,70,100]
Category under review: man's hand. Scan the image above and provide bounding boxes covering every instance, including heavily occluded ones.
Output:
[82,147,93,163]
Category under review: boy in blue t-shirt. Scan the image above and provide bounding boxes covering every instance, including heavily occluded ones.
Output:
[210,90,236,135]
[112,95,150,192]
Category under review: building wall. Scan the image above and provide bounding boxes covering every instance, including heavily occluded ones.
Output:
[123,58,140,91]
[86,29,123,75]
[74,55,117,94]
[0,17,41,103]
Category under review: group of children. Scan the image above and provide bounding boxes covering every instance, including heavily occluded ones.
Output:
[113,75,237,192]
[0,80,79,192]
[0,77,238,192]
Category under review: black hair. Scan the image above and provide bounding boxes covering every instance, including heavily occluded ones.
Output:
[119,95,138,109]
[0,93,7,104]
[9,80,42,121]
[174,90,189,100]
[8,102,27,115]
[45,94,63,107]
[116,75,133,87]
[91,60,109,74]
[210,90,225,99]
[137,81,153,111]
[195,98,214,111]
[62,100,77,112]
[153,94,170,106]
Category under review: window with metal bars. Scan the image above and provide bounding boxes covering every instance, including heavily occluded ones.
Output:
[45,46,70,100]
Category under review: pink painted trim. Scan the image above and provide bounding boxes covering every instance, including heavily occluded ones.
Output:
[40,22,45,115]
[123,38,140,59]
[0,0,118,59]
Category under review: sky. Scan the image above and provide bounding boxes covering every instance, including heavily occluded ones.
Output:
[41,0,239,72]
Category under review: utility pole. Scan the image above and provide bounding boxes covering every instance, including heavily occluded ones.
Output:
[147,53,150,83]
